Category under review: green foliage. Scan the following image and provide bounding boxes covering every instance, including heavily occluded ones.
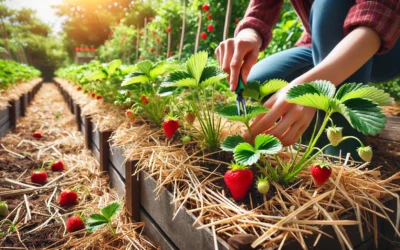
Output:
[369,78,400,101]
[86,202,121,234]
[243,79,288,105]
[0,60,41,89]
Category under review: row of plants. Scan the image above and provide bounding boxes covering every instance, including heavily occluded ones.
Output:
[55,52,393,201]
[0,59,41,90]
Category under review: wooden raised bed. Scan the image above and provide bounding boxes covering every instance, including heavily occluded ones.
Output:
[62,84,398,250]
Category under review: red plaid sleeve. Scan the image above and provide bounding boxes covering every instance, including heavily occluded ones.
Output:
[234,0,284,51]
[344,0,400,54]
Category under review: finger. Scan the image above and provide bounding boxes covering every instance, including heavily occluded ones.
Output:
[250,103,285,137]
[289,124,309,146]
[222,40,234,74]
[215,47,221,67]
[241,50,259,85]
[266,110,299,139]
[250,97,276,128]
[280,121,303,146]
[229,42,247,91]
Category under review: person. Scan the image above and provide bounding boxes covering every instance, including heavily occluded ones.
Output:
[215,0,400,158]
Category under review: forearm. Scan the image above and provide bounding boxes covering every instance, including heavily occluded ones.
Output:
[295,26,381,86]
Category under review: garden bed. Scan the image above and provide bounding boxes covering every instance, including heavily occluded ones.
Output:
[56,78,400,250]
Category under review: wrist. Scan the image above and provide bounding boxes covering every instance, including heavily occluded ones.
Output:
[236,28,262,49]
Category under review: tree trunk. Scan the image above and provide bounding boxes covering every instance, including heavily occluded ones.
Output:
[135,26,140,62]
[143,18,148,53]
[178,0,186,61]
[167,19,171,58]
[223,0,232,40]
[194,10,202,54]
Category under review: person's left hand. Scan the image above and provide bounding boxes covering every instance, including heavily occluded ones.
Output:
[243,81,316,146]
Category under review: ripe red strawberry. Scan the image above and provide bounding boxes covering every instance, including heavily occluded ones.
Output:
[66,215,85,232]
[207,13,212,20]
[59,190,78,207]
[75,47,79,52]
[126,109,136,123]
[96,96,102,100]
[224,163,254,201]
[91,92,96,98]
[31,170,47,184]
[77,87,82,91]
[169,51,174,57]
[156,37,160,43]
[201,32,207,40]
[141,95,149,104]
[166,27,172,33]
[202,3,210,11]
[162,116,179,138]
[33,131,43,138]
[311,164,332,187]
[235,18,240,23]
[51,160,65,171]
[85,48,90,52]
[79,47,84,52]
[207,24,214,32]
[184,112,196,125]
[149,47,155,53]
[126,90,131,95]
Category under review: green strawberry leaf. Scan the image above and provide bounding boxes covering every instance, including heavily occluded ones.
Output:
[107,59,122,76]
[336,83,393,106]
[87,70,107,81]
[199,66,224,83]
[168,78,197,87]
[149,62,166,81]
[122,73,149,86]
[260,79,288,99]
[186,51,208,84]
[86,214,109,233]
[234,143,260,166]
[221,135,245,152]
[310,80,336,98]
[216,105,269,122]
[254,134,282,154]
[164,71,192,83]
[340,98,386,135]
[287,93,331,111]
[101,202,121,220]
[200,74,227,88]
[136,60,153,76]
[242,80,261,100]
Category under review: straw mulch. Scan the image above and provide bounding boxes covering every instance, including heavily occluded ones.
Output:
[54,78,126,132]
[111,120,400,249]
[0,83,157,249]
[0,78,42,110]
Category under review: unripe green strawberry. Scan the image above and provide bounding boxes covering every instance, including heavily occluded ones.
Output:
[326,127,343,146]
[357,146,373,162]
[0,201,8,217]
[256,177,269,195]
[181,135,191,144]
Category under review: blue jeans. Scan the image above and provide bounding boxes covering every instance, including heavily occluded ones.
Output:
[248,0,400,159]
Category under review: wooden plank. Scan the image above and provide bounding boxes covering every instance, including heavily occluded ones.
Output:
[74,104,81,131]
[109,143,126,178]
[19,95,25,117]
[0,108,9,127]
[0,121,10,138]
[23,94,29,113]
[91,125,100,150]
[84,116,92,149]
[99,130,112,172]
[140,171,230,250]
[109,164,126,197]
[15,98,21,119]
[91,141,100,163]
[126,160,140,222]
[8,100,17,129]
[141,210,177,250]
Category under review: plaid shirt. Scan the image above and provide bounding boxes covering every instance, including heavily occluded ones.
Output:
[235,0,400,54]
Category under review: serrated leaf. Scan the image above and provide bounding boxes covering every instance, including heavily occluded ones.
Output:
[121,65,138,75]
[108,59,122,75]
[87,70,107,81]
[164,71,192,82]
[101,202,121,220]
[169,78,197,87]
[243,80,261,100]
[86,214,109,232]
[337,84,393,106]
[217,105,269,122]
[334,83,364,100]
[221,135,245,152]
[286,83,322,99]
[287,93,331,111]
[260,79,288,99]
[149,62,166,81]
[310,80,336,98]
[136,60,153,76]
[200,74,227,88]
[234,143,260,166]
[246,106,270,120]
[122,73,149,86]
[187,52,208,84]
[254,134,282,154]
[199,66,224,83]
[340,98,386,135]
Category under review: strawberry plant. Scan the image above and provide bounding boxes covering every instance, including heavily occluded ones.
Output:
[220,80,393,185]
[86,202,121,236]
[161,52,227,150]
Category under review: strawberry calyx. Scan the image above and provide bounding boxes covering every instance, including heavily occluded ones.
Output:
[312,161,331,169]
[164,115,178,122]
[228,162,248,171]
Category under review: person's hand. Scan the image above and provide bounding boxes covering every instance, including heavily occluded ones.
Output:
[215,28,262,91]
[243,81,316,146]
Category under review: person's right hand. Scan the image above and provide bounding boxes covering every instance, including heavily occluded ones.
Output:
[215,28,262,92]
